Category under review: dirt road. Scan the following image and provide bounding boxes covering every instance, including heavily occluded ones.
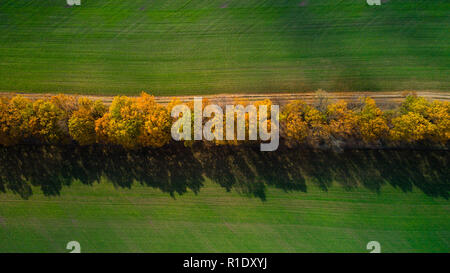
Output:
[1,91,449,109]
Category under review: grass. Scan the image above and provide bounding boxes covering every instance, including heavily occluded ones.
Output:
[0,0,449,95]
[0,179,448,253]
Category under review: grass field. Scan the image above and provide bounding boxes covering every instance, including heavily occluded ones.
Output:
[0,146,448,253]
[0,0,449,95]
[0,179,448,253]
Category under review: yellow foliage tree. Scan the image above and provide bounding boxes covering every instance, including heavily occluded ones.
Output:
[305,107,330,145]
[357,97,389,142]
[390,112,437,142]
[29,99,66,143]
[69,97,107,145]
[282,100,329,145]
[426,101,449,143]
[94,92,172,148]
[281,100,309,143]
[399,95,430,116]
[253,99,274,135]
[137,93,171,147]
[94,95,143,148]
[326,100,357,139]
[391,95,449,144]
[0,96,35,145]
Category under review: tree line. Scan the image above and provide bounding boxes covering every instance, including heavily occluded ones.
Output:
[0,92,448,148]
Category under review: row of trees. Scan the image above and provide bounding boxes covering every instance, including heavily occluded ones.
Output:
[282,96,449,147]
[0,92,448,148]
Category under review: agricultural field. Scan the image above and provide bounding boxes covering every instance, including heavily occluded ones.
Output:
[0,0,449,95]
[0,179,448,253]
[0,147,448,253]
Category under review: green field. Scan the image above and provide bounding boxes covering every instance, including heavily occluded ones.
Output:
[0,147,448,253]
[0,179,448,253]
[0,0,449,95]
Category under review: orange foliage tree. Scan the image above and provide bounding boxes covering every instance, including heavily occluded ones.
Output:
[136,93,171,147]
[281,100,329,146]
[0,96,34,145]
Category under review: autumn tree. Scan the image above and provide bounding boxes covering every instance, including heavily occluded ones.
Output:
[29,99,66,143]
[136,92,171,147]
[356,97,389,143]
[253,99,274,132]
[94,95,143,148]
[305,107,330,146]
[390,112,436,142]
[326,100,357,140]
[281,100,309,143]
[169,97,212,147]
[50,95,79,135]
[94,92,172,148]
[427,100,449,143]
[390,95,448,143]
[281,100,329,146]
[0,96,34,145]
[68,97,107,145]
[221,98,255,146]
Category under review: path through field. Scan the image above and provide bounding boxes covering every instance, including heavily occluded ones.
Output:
[1,91,449,109]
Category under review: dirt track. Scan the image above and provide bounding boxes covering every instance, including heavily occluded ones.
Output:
[1,91,449,109]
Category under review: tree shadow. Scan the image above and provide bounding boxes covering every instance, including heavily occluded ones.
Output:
[0,144,448,200]
[0,144,205,199]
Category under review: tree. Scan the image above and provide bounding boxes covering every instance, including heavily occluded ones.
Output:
[399,95,429,116]
[50,94,78,116]
[94,92,172,148]
[326,100,357,140]
[95,95,143,148]
[222,98,251,145]
[94,113,112,144]
[314,89,330,113]
[390,112,436,142]
[168,97,211,147]
[427,101,449,143]
[29,99,66,143]
[281,100,309,143]
[50,95,79,137]
[357,97,389,142]
[0,96,34,145]
[253,99,274,142]
[282,100,329,146]
[68,97,107,145]
[305,107,330,145]
[136,93,171,147]
[391,95,449,144]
